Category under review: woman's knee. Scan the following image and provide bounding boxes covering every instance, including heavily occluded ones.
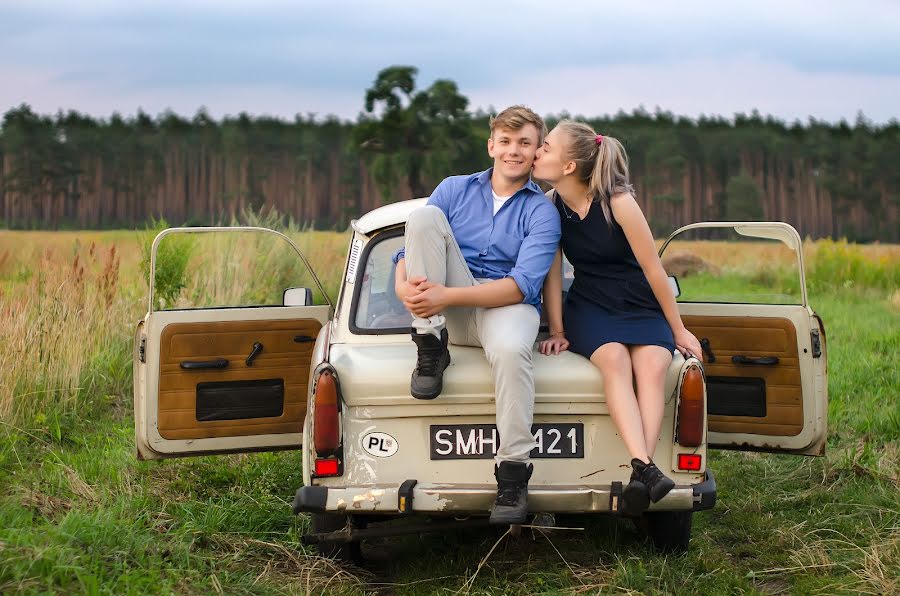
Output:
[631,346,672,378]
[590,343,632,377]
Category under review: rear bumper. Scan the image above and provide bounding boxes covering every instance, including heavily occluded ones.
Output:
[294,469,717,515]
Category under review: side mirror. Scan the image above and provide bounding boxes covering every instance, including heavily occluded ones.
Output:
[283,287,313,306]
[667,275,681,298]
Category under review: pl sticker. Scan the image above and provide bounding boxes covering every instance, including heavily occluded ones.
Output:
[362,432,399,457]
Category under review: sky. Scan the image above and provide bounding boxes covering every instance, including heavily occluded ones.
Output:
[2,0,899,124]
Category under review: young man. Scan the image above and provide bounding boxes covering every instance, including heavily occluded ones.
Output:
[392,105,561,524]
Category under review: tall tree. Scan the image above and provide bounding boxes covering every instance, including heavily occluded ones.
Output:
[353,65,475,200]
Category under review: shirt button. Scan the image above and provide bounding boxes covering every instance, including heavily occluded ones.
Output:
[480,249,488,256]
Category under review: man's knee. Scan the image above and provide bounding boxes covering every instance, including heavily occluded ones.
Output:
[406,205,446,233]
[485,339,533,368]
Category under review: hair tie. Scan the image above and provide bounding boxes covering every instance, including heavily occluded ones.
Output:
[595,134,604,145]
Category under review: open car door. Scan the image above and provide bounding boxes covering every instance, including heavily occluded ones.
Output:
[660,222,827,455]
[134,227,332,460]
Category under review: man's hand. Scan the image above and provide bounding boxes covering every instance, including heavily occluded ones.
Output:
[395,275,426,303]
[403,280,450,318]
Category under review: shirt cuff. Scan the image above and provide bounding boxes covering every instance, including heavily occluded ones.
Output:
[507,271,533,304]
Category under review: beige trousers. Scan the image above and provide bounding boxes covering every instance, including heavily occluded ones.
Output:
[404,205,539,464]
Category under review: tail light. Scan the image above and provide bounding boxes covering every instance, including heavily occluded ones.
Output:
[678,453,703,471]
[677,364,704,447]
[313,369,340,457]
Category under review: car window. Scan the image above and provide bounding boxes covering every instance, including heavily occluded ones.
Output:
[659,226,802,305]
[151,229,326,310]
[352,235,414,332]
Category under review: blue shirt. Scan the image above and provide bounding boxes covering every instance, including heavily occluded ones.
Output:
[393,169,561,310]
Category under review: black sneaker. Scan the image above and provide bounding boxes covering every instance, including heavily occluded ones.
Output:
[410,328,450,400]
[631,458,675,503]
[621,469,651,515]
[489,461,533,525]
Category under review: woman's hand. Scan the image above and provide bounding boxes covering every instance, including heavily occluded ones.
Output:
[539,333,570,355]
[674,327,703,361]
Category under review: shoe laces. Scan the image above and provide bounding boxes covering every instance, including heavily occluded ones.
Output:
[415,343,444,376]
[640,462,665,488]
[495,480,526,507]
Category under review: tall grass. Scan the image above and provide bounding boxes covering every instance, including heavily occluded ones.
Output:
[0,242,135,426]
[0,229,897,594]
[0,218,346,428]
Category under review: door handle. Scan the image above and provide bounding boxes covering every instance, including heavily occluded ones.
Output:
[700,338,716,363]
[293,335,315,343]
[731,355,779,366]
[246,342,263,366]
[180,358,229,370]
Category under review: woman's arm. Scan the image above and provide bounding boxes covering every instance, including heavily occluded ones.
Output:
[543,248,565,335]
[610,193,702,360]
[539,249,570,355]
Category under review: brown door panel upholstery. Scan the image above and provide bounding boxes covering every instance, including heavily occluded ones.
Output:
[158,319,321,440]
[682,315,803,437]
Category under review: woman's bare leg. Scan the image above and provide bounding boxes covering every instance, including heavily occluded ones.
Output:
[590,343,649,463]
[629,344,673,459]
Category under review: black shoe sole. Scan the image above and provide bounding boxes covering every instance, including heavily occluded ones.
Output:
[622,482,651,515]
[489,509,528,525]
[649,478,676,503]
[411,384,442,400]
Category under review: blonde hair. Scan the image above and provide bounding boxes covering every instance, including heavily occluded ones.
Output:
[555,119,634,224]
[490,105,548,143]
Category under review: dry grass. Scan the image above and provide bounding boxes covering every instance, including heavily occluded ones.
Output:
[0,227,347,426]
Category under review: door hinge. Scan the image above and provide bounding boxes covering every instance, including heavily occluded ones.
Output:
[139,336,147,363]
[810,329,821,358]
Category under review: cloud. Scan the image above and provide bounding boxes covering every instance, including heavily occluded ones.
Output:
[470,58,900,123]
[1,0,898,121]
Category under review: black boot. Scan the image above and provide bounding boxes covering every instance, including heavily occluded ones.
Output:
[410,328,450,400]
[489,461,533,525]
[621,469,651,515]
[631,458,675,503]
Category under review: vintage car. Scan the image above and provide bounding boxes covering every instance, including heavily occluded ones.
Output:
[133,198,828,555]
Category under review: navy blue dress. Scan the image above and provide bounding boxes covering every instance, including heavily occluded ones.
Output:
[555,192,675,358]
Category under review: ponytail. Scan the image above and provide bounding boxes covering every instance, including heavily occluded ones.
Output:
[556,120,634,224]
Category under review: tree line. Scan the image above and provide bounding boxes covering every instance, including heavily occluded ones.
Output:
[1,66,897,241]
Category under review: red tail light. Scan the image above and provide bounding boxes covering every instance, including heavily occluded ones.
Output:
[678,364,704,447]
[678,453,703,471]
[313,369,340,456]
[314,458,340,476]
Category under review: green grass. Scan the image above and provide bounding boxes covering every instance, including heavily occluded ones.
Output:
[1,286,897,594]
[1,229,898,594]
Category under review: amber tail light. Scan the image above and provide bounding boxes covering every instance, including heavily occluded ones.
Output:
[678,364,705,447]
[313,369,340,457]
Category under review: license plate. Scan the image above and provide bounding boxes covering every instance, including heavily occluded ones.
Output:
[429,423,584,460]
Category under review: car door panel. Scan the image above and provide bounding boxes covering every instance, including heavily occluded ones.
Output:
[137,306,330,458]
[682,315,803,436]
[156,319,319,440]
[659,222,828,456]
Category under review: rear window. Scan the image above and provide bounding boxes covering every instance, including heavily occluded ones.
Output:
[351,234,413,333]
[350,233,575,334]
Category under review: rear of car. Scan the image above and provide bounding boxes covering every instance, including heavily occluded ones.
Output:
[134,204,826,555]
[294,209,715,550]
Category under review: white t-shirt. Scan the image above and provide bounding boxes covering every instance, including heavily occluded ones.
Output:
[492,190,512,215]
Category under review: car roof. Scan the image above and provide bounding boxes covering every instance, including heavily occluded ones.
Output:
[351,198,428,235]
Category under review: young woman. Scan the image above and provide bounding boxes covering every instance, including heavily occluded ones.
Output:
[533,120,703,514]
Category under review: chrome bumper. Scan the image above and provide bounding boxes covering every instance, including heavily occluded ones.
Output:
[294,470,717,515]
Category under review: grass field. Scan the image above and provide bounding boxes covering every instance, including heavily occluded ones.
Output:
[0,227,898,594]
